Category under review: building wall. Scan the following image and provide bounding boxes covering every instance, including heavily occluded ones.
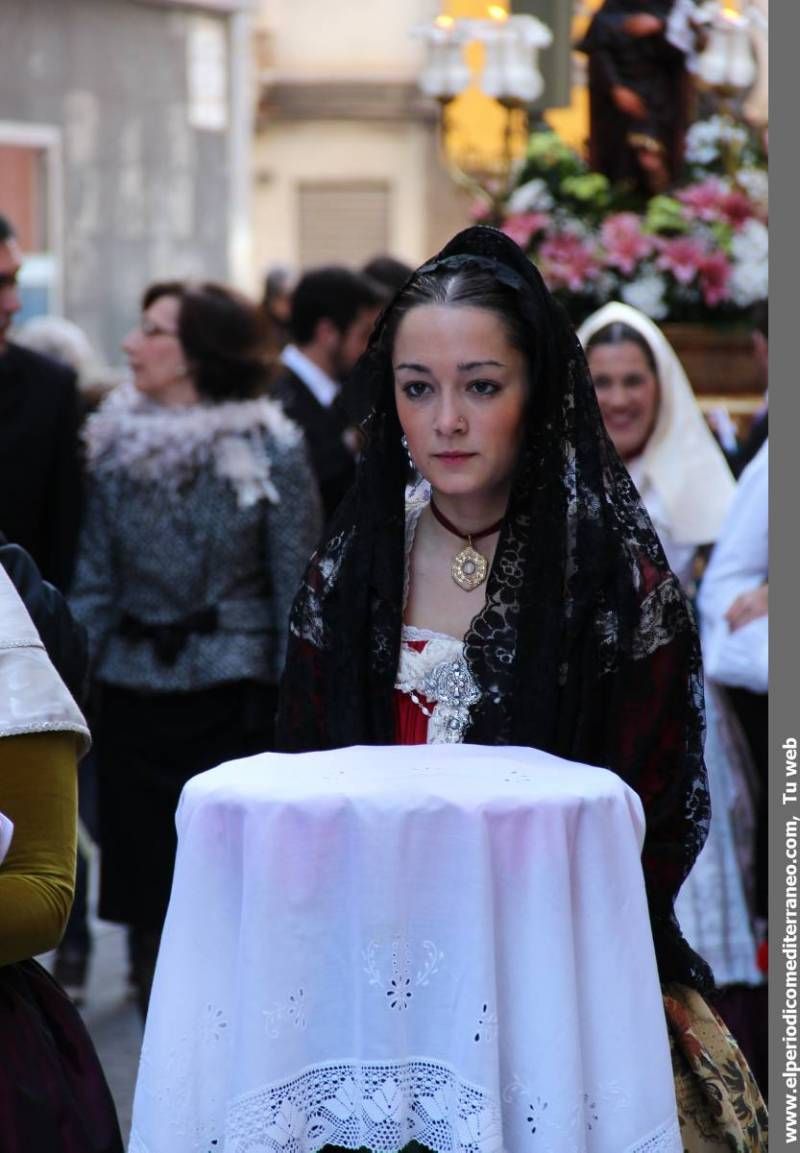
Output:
[251,0,473,280]
[0,0,235,361]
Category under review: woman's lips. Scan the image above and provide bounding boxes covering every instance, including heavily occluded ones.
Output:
[433,452,476,461]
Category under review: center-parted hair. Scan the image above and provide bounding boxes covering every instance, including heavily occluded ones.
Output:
[583,319,659,376]
[278,226,713,998]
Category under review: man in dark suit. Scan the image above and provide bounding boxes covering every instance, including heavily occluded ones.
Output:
[0,215,82,590]
[272,267,384,523]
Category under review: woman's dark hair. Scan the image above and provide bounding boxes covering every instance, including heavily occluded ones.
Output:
[382,263,530,361]
[142,280,269,402]
[583,320,658,376]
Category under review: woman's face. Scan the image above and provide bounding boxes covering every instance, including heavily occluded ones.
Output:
[393,304,528,504]
[588,340,660,461]
[122,294,192,402]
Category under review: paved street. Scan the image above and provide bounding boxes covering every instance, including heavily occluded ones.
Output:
[43,912,143,1144]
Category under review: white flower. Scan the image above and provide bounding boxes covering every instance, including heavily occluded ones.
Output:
[730,218,769,265]
[506,177,553,214]
[728,260,768,307]
[685,120,721,165]
[729,220,769,305]
[621,273,669,319]
[594,271,619,302]
[736,168,769,209]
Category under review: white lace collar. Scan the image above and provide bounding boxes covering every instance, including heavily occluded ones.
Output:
[83,381,301,508]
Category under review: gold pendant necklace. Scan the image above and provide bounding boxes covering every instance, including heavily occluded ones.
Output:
[429,498,504,592]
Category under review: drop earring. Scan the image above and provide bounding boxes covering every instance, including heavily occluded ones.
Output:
[401,433,414,470]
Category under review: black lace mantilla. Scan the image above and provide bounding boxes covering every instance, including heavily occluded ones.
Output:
[277,225,713,994]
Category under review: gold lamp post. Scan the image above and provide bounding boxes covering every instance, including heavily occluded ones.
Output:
[412,4,552,210]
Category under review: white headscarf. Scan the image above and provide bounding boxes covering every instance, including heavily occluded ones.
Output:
[577,302,735,546]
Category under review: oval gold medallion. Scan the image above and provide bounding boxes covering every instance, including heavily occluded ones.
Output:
[451,545,488,592]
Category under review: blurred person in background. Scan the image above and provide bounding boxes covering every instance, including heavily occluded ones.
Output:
[0,552,123,1152]
[272,266,385,521]
[260,263,297,359]
[362,254,413,296]
[12,313,117,999]
[70,279,321,1016]
[699,440,769,1091]
[15,313,118,416]
[579,302,767,1092]
[0,214,82,590]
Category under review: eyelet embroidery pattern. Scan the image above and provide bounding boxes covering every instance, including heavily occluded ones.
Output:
[363,937,445,1011]
[474,1003,498,1045]
[263,988,309,1039]
[502,1075,673,1152]
[203,1004,229,1044]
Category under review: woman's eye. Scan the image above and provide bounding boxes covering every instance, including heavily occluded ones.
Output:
[401,381,430,399]
[469,379,501,397]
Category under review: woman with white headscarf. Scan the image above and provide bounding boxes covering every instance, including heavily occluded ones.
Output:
[578,301,765,1091]
[578,301,734,585]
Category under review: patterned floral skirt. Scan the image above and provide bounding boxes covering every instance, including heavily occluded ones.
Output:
[665,983,768,1152]
[322,986,767,1153]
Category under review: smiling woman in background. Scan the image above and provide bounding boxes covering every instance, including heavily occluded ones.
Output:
[579,302,734,587]
[579,301,767,1095]
[71,280,321,1016]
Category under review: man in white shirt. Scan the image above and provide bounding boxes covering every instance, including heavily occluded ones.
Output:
[272,267,384,522]
[699,440,768,961]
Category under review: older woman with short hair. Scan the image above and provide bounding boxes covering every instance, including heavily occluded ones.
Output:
[71,279,322,1014]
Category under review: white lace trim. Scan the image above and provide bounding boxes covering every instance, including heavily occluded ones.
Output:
[129,1060,682,1153]
[396,634,480,744]
[625,1113,682,1153]
[226,1059,500,1153]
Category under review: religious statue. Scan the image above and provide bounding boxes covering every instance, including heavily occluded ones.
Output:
[576,1,695,196]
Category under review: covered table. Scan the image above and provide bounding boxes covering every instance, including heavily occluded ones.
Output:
[129,744,680,1153]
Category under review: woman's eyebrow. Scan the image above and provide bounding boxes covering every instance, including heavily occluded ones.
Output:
[394,358,506,372]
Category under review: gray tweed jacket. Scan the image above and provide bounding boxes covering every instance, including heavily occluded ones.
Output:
[70,390,322,692]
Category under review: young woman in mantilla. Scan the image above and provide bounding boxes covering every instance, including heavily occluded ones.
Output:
[276,226,767,1151]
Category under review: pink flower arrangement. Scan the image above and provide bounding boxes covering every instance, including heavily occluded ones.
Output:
[493,121,768,321]
[698,250,732,307]
[677,179,757,229]
[655,235,710,285]
[600,213,655,274]
[500,212,551,249]
[538,233,601,293]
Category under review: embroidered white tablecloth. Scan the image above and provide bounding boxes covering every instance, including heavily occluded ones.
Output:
[129,744,680,1153]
